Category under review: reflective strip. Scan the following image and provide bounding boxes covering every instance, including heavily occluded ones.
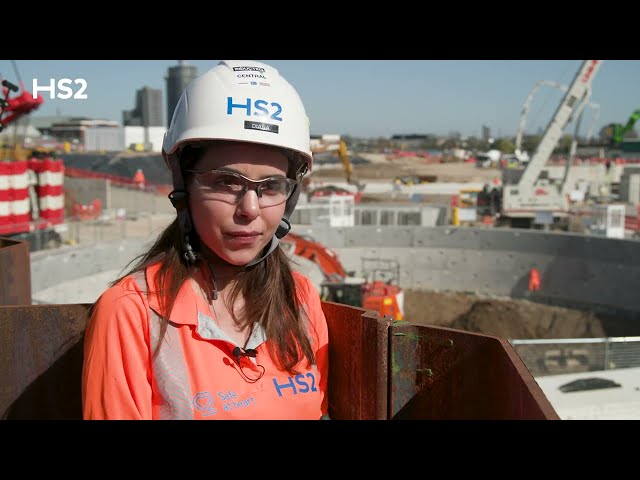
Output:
[0,176,8,189]
[10,198,30,215]
[0,201,9,216]
[9,172,29,189]
[132,272,194,420]
[39,171,64,186]
[39,195,65,210]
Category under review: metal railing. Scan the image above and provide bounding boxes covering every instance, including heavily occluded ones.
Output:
[510,336,640,377]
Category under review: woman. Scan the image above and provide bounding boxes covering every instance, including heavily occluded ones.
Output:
[82,60,329,420]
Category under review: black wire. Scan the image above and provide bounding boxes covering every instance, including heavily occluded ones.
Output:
[232,348,265,383]
[11,60,22,87]
[234,361,265,384]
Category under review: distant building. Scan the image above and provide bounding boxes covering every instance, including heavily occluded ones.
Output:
[122,86,163,127]
[84,126,167,153]
[165,61,198,126]
[30,116,75,136]
[49,117,120,145]
[482,125,491,141]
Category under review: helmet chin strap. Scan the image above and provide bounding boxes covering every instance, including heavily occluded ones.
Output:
[245,199,296,268]
[245,166,304,267]
[165,151,198,265]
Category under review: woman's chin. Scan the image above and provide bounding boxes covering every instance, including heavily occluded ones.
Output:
[220,247,264,266]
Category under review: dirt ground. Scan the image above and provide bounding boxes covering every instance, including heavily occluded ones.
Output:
[313,155,502,184]
[403,290,617,339]
[315,158,633,340]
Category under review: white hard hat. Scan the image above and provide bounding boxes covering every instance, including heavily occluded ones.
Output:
[163,60,313,266]
[163,60,312,173]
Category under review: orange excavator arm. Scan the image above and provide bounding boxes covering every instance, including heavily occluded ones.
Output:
[281,232,405,321]
[282,232,348,281]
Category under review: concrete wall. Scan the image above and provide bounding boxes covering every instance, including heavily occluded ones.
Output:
[30,238,152,295]
[291,225,640,317]
[29,222,640,319]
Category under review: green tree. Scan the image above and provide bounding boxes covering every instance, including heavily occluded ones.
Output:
[494,138,515,154]
[554,133,573,154]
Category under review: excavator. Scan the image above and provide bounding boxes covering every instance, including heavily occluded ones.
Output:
[337,139,365,192]
[308,136,365,192]
[280,231,404,320]
[599,108,640,149]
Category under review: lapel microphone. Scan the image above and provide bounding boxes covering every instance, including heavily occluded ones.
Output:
[231,347,264,383]
[233,346,257,362]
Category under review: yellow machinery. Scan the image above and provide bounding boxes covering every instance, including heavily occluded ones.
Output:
[338,140,352,183]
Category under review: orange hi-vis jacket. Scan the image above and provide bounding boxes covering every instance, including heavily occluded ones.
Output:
[82,263,329,420]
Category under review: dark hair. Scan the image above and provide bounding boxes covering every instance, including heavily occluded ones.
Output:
[109,142,314,375]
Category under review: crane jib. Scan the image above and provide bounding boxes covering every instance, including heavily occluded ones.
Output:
[503,60,605,223]
[581,60,600,83]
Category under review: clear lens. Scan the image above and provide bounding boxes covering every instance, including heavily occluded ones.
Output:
[190,170,296,207]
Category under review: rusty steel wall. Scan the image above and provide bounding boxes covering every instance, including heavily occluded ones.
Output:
[0,302,558,420]
[390,322,559,420]
[322,301,392,420]
[0,304,91,419]
[0,238,31,306]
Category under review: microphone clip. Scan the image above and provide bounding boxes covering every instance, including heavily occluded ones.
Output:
[233,346,257,363]
[231,346,265,383]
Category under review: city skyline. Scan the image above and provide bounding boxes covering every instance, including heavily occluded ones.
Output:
[4,60,640,139]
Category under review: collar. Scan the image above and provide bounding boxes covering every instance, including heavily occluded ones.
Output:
[143,263,267,347]
[144,262,202,326]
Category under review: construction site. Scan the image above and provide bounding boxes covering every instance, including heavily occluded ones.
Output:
[2,60,640,420]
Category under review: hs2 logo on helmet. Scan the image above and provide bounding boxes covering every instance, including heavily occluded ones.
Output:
[227,97,283,121]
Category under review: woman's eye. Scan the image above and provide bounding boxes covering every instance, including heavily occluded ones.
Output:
[211,174,243,189]
[261,180,284,193]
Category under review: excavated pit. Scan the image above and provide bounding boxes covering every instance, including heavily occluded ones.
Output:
[404,289,640,339]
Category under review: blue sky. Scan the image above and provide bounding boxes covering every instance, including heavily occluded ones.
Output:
[3,60,639,139]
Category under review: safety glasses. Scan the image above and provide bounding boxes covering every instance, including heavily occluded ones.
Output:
[187,169,297,207]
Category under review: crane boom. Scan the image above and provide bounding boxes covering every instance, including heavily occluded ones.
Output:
[518,60,602,188]
[502,60,603,224]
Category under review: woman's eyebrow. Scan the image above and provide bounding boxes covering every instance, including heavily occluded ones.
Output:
[214,168,288,179]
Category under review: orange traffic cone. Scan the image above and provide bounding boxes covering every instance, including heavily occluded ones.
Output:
[528,268,541,291]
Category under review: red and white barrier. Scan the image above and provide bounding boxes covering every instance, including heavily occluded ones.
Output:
[0,161,31,235]
[33,157,65,225]
[0,156,66,236]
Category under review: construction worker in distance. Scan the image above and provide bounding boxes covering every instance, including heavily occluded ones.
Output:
[82,60,329,420]
[133,168,145,189]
